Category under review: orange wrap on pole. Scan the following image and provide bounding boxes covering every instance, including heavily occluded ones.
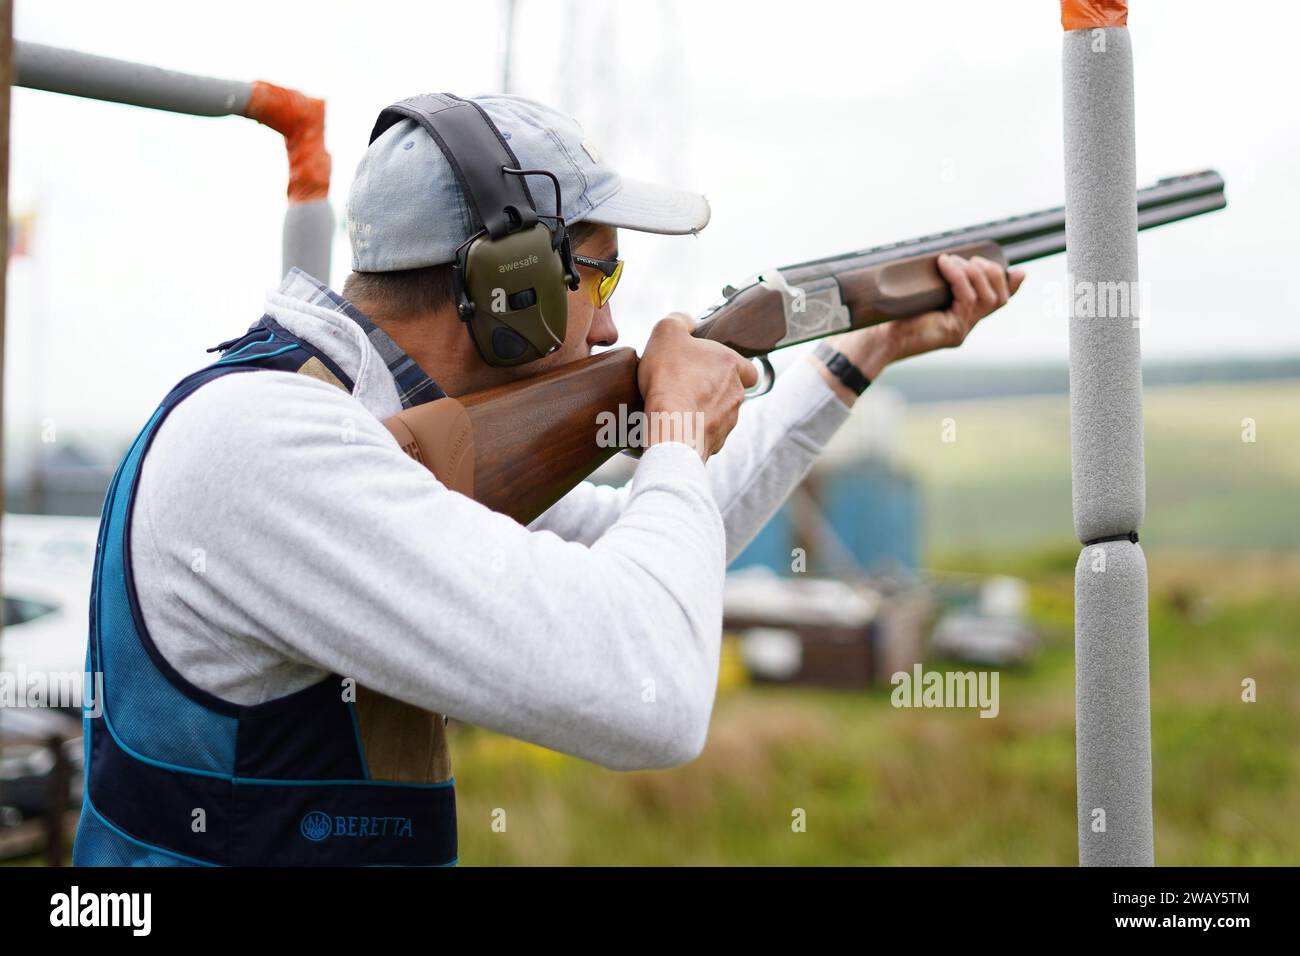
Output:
[1061,0,1128,31]
[241,80,330,203]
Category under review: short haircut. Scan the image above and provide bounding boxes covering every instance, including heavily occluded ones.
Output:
[343,220,601,322]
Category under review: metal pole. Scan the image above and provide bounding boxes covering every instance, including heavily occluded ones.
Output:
[13,41,331,282]
[501,0,519,93]
[14,40,251,116]
[0,0,11,826]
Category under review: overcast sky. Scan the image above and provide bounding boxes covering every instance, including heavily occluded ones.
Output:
[6,0,1298,453]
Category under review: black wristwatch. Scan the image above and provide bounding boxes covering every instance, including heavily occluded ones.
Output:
[814,342,871,396]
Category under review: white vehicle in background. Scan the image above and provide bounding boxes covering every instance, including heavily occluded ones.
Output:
[1,513,98,828]
[2,512,98,703]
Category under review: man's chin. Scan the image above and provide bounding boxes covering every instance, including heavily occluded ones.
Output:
[516,345,591,378]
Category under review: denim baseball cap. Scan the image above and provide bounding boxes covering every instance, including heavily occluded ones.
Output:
[347,93,711,272]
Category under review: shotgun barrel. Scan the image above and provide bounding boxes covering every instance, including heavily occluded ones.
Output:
[782,170,1225,279]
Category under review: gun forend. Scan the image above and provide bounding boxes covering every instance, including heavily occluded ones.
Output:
[693,239,1007,356]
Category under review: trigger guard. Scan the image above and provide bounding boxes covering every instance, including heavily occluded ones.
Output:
[745,355,775,399]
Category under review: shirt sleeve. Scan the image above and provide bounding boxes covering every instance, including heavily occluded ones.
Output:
[530,356,853,562]
[133,370,727,771]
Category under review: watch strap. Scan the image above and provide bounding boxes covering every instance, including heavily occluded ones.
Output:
[814,342,871,396]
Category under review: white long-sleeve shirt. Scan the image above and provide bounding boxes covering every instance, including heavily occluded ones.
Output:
[131,276,852,770]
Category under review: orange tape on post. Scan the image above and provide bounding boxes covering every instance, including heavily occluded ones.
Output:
[1061,0,1128,31]
[241,80,330,203]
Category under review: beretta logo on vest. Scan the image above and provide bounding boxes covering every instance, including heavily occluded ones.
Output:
[299,810,415,841]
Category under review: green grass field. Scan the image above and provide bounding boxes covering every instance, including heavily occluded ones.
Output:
[899,379,1300,554]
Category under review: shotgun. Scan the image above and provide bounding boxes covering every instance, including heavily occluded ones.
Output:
[384,170,1226,524]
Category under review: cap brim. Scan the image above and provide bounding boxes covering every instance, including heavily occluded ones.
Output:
[584,177,710,235]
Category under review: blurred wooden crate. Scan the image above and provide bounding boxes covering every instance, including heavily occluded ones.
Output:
[724,576,931,689]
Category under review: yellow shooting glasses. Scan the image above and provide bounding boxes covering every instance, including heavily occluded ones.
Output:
[573,253,624,308]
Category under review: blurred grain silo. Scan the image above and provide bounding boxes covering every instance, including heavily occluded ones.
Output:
[732,380,920,577]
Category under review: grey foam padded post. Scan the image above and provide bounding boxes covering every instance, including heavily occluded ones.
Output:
[14,41,251,117]
[282,199,334,286]
[1074,541,1153,866]
[1064,24,1154,867]
[1063,28,1145,543]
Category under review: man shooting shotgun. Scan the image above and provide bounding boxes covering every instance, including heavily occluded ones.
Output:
[75,90,1217,866]
[419,168,1221,525]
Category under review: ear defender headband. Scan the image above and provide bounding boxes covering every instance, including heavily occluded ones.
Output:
[368,93,580,367]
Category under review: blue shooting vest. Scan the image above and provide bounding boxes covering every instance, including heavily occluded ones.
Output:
[72,318,458,866]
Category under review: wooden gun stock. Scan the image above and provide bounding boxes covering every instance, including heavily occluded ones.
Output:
[384,347,641,525]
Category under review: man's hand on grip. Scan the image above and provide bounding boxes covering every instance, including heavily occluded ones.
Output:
[638,312,758,462]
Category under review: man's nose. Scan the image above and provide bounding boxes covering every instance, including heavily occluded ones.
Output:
[588,307,618,349]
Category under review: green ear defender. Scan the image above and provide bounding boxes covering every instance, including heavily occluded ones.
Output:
[455,221,574,365]
[369,94,581,367]
[452,166,581,366]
